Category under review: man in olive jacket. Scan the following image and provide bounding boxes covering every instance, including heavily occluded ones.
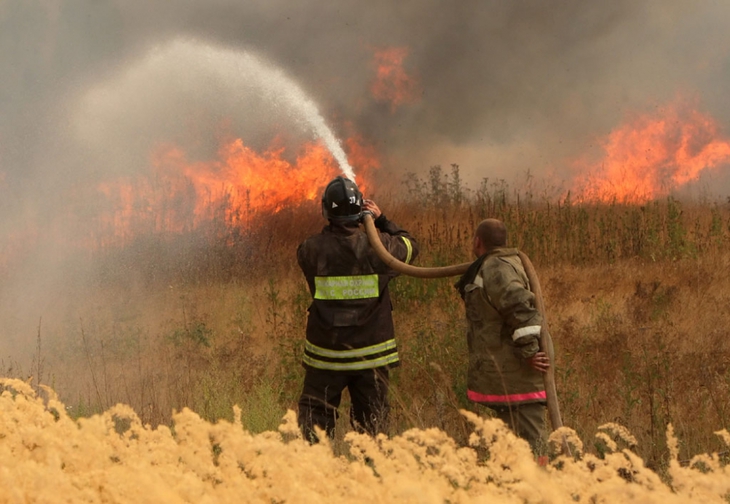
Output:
[455,218,550,454]
[297,176,418,442]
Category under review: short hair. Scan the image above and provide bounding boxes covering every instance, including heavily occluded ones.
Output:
[475,219,507,248]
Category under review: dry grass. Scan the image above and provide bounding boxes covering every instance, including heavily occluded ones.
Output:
[2,169,730,479]
[2,378,730,503]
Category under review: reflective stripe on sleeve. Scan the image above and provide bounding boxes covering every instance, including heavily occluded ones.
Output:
[512,325,541,342]
[303,352,400,371]
[401,237,413,264]
[314,274,379,300]
[305,339,397,359]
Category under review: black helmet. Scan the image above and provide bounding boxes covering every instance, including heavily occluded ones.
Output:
[321,176,363,222]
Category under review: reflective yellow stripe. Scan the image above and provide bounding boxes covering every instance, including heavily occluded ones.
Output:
[305,339,397,359]
[303,353,399,371]
[401,237,413,264]
[314,274,379,300]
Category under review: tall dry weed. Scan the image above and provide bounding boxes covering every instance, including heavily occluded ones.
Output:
[3,378,730,503]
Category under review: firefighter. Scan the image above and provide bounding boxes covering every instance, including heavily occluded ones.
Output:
[296,176,419,442]
[454,218,550,455]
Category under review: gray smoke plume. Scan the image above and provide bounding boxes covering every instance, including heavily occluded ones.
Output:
[4,1,730,194]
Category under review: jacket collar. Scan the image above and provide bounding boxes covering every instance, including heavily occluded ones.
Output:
[454,247,519,299]
[324,221,360,235]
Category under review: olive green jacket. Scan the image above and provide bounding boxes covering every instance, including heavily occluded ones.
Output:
[463,248,546,406]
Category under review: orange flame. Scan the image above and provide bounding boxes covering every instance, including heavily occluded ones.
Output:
[370,47,421,112]
[572,99,730,202]
[94,136,378,245]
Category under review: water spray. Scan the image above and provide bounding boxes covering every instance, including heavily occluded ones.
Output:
[177,38,356,179]
[77,38,357,182]
[184,40,358,179]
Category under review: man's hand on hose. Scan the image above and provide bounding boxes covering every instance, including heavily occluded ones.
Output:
[526,351,550,373]
[363,199,382,219]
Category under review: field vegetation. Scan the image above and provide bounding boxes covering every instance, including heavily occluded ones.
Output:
[3,166,730,494]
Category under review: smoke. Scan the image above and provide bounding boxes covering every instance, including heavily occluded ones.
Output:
[2,0,730,361]
[3,1,730,193]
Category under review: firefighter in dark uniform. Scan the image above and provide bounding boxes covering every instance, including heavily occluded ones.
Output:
[296,176,419,442]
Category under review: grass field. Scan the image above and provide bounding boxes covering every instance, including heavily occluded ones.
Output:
[3,167,730,477]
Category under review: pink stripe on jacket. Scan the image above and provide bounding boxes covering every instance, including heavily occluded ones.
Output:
[467,389,546,404]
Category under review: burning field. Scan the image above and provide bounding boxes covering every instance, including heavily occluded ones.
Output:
[571,97,730,203]
[3,157,730,502]
[4,2,730,502]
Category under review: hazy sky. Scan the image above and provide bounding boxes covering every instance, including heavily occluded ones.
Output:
[3,0,730,201]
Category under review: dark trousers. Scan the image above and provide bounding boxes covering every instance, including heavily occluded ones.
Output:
[297,367,390,443]
[487,402,548,455]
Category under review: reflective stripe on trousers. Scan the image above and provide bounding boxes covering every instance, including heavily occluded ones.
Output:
[303,339,399,371]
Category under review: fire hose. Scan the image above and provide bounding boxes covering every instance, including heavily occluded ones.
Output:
[362,213,566,442]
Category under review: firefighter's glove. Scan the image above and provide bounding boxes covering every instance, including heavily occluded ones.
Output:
[374,214,388,229]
